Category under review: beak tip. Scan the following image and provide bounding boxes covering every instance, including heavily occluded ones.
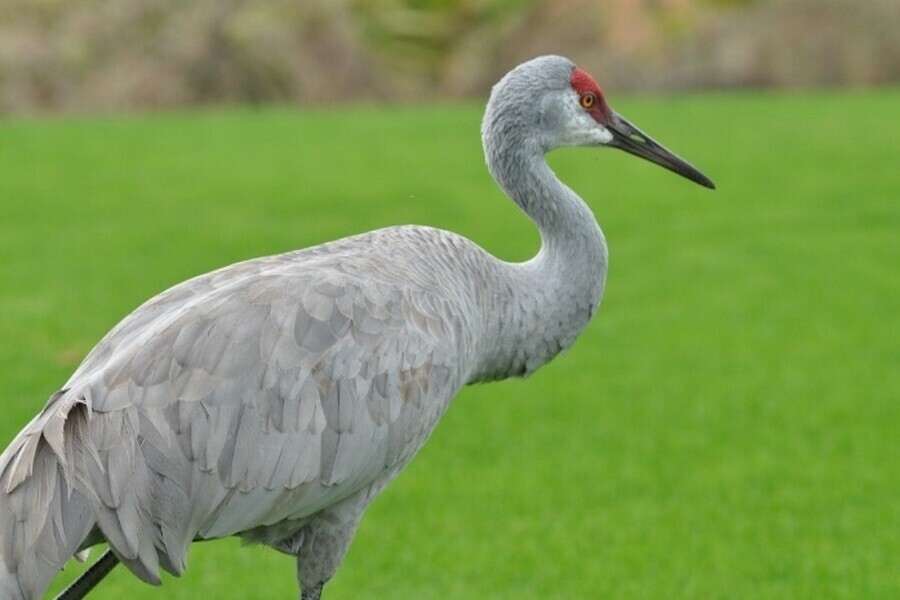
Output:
[689,169,715,190]
[685,170,715,190]
[608,114,716,191]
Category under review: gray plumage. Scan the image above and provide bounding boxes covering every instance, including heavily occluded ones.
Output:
[0,55,713,599]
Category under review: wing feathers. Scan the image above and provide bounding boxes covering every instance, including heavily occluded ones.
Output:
[1,261,470,591]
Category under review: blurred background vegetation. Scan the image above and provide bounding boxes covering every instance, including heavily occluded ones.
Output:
[0,0,897,113]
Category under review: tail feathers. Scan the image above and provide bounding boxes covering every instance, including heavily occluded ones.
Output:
[0,389,193,597]
[0,449,95,599]
[1,390,79,494]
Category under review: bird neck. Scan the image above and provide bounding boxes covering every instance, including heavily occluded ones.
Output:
[472,134,608,382]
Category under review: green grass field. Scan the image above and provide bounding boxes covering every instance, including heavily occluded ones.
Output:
[0,89,897,598]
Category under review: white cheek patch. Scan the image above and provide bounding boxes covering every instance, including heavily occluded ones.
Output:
[591,126,613,145]
[556,93,612,147]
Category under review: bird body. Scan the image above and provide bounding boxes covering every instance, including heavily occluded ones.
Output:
[0,55,711,599]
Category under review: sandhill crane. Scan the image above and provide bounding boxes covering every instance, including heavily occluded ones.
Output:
[0,55,713,600]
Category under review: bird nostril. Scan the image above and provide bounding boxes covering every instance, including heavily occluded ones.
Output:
[629,133,647,144]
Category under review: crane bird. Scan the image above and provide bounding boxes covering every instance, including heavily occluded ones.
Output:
[0,55,713,599]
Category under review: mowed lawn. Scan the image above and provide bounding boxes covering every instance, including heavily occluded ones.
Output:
[0,89,897,598]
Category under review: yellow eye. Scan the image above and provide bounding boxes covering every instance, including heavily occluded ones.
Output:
[580,92,596,109]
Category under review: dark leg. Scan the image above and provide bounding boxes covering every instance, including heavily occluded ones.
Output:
[55,549,119,600]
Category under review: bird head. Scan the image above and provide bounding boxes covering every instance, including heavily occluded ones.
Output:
[484,55,715,189]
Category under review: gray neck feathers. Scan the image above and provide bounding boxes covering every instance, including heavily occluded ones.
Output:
[471,102,608,382]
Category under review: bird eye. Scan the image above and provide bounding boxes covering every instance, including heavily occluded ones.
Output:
[580,92,596,109]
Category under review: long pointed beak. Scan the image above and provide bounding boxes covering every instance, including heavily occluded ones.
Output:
[607,111,715,189]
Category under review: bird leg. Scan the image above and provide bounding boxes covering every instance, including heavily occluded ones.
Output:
[54,549,119,600]
[293,492,368,600]
[300,582,323,600]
